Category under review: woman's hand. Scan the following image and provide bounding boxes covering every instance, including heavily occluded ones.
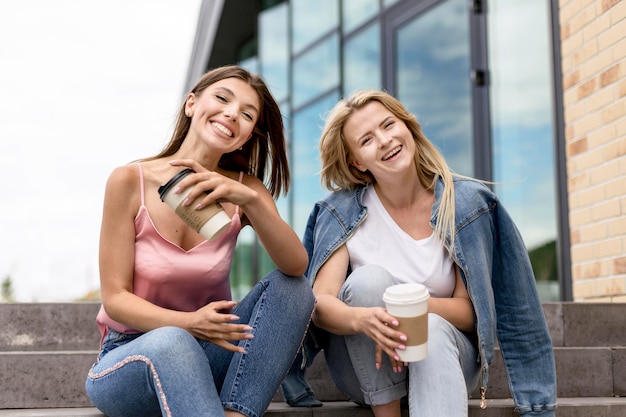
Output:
[169,159,256,208]
[187,300,254,353]
[355,306,407,372]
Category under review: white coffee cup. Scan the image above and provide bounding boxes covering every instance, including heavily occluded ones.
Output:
[382,283,430,362]
[158,169,232,241]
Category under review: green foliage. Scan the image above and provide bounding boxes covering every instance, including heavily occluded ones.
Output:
[528,240,557,282]
[1,275,15,302]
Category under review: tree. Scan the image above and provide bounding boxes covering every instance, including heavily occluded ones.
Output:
[1,276,15,302]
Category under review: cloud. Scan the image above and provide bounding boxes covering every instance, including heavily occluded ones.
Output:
[0,0,200,301]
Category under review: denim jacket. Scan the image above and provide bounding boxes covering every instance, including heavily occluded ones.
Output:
[302,178,557,416]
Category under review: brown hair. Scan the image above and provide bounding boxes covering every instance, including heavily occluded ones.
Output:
[146,65,289,198]
[319,89,458,248]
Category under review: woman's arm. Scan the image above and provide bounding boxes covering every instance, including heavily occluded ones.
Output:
[169,159,308,277]
[312,245,406,362]
[428,267,475,333]
[99,165,252,353]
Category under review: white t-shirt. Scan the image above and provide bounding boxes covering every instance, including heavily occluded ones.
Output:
[346,186,456,298]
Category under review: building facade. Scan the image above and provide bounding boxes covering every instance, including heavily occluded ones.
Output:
[186,0,625,302]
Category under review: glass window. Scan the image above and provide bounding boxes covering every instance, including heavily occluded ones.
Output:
[342,0,379,33]
[291,92,341,238]
[291,0,339,54]
[259,3,289,102]
[343,24,381,95]
[292,34,340,108]
[488,0,559,301]
[395,0,473,176]
[383,0,402,7]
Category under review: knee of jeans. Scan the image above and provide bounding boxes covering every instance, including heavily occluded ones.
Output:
[427,314,458,350]
[341,265,394,307]
[143,326,198,356]
[265,270,315,309]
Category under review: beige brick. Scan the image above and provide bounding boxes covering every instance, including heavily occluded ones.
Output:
[604,137,626,159]
[561,22,571,40]
[570,185,606,208]
[569,171,591,191]
[599,18,626,49]
[573,279,597,299]
[570,228,581,244]
[611,1,626,26]
[570,206,592,227]
[579,221,608,241]
[610,295,626,302]
[602,0,622,13]
[615,37,626,61]
[580,49,614,79]
[570,4,598,34]
[600,63,620,87]
[569,146,605,172]
[590,159,620,184]
[563,69,581,89]
[572,111,604,137]
[571,243,594,261]
[617,115,626,138]
[596,275,626,296]
[593,236,624,257]
[573,41,601,70]
[619,79,626,98]
[605,175,626,199]
[602,98,626,123]
[568,136,589,156]
[591,198,621,220]
[588,123,617,147]
[585,87,617,114]
[614,256,626,273]
[583,10,611,40]
[562,30,584,56]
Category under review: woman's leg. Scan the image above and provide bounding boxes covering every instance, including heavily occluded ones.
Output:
[86,326,224,417]
[206,270,315,417]
[407,313,480,417]
[328,265,408,408]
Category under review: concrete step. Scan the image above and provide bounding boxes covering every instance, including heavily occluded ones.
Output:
[2,302,625,352]
[2,346,623,409]
[2,398,626,417]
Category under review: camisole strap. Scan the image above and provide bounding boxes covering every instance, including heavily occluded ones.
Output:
[135,162,145,206]
[235,171,244,215]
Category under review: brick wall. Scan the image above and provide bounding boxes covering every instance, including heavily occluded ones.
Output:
[559,0,626,301]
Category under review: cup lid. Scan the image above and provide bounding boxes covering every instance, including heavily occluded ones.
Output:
[383,283,430,304]
[158,168,195,200]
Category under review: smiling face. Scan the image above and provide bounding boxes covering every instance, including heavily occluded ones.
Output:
[185,77,261,154]
[343,100,417,183]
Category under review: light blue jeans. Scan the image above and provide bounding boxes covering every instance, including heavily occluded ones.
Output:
[85,270,315,417]
[324,265,480,416]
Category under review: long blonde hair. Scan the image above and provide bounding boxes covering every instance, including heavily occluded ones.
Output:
[319,89,458,249]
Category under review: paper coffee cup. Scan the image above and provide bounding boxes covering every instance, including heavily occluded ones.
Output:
[158,169,231,241]
[383,283,430,362]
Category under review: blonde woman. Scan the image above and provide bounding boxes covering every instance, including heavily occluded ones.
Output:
[289,90,556,417]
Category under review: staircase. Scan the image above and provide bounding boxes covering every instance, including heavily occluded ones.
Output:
[0,302,624,416]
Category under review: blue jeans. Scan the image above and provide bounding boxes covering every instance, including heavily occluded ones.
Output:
[324,265,481,416]
[85,270,315,417]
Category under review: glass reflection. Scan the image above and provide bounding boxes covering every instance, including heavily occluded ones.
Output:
[342,0,379,33]
[343,24,381,95]
[395,0,472,176]
[293,34,339,108]
[259,3,289,102]
[291,0,338,54]
[488,0,558,300]
[291,93,341,238]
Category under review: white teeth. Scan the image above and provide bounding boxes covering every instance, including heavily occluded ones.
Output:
[383,146,401,160]
[212,122,233,137]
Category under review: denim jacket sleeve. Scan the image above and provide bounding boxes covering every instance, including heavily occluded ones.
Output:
[451,180,557,415]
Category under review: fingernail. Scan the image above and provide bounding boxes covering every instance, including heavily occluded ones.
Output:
[376,363,381,370]
[398,344,406,350]
[174,186,181,194]
[399,335,407,341]
[391,320,399,326]
[182,197,189,205]
[243,325,253,331]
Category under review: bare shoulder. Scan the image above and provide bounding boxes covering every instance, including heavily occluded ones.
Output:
[103,164,142,210]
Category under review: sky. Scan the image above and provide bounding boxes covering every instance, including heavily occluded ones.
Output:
[0,0,202,301]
